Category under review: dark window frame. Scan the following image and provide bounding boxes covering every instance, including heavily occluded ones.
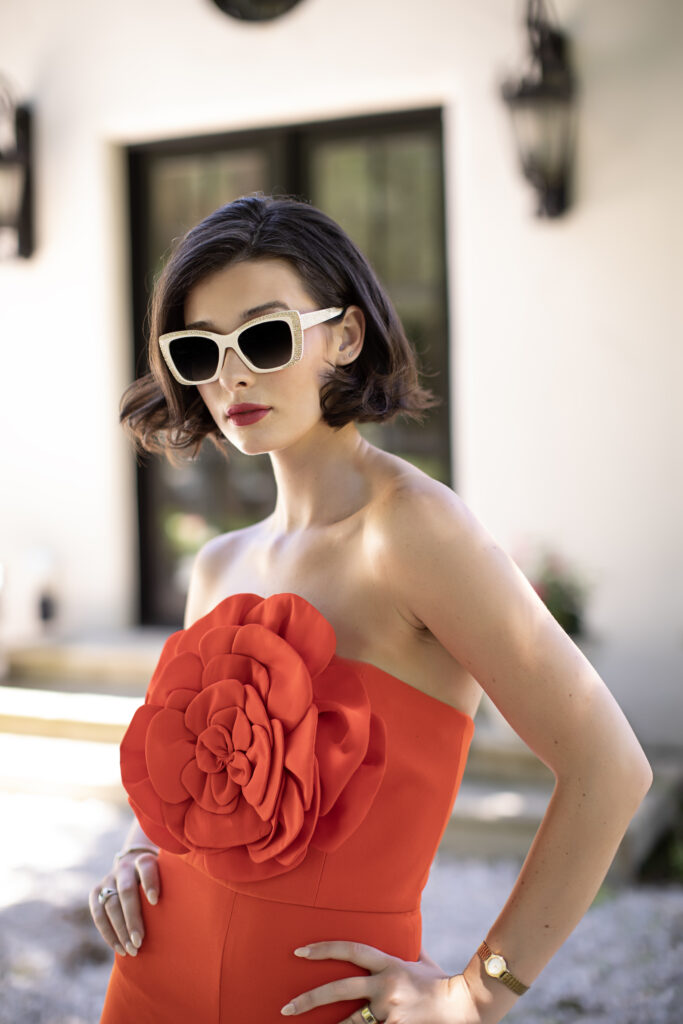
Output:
[127,107,451,625]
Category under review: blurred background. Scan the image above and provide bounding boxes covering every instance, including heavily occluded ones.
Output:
[0,0,681,1021]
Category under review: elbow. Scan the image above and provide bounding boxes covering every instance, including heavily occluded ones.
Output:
[616,742,653,816]
[559,728,653,816]
[632,748,654,802]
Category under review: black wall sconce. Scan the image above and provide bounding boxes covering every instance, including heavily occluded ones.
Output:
[0,78,33,258]
[210,0,304,20]
[501,0,576,217]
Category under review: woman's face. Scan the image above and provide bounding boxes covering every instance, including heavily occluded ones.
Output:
[185,258,346,457]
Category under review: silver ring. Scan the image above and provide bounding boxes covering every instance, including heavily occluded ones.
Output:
[98,886,119,906]
[360,1007,379,1024]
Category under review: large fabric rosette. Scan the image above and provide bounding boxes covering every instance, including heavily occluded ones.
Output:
[120,593,386,882]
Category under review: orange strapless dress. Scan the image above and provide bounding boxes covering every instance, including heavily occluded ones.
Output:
[100,593,473,1023]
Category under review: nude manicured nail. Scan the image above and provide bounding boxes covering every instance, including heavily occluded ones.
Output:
[115,944,126,956]
[281,1004,296,1016]
[293,946,309,957]
[131,930,142,948]
[125,943,138,956]
[147,889,158,905]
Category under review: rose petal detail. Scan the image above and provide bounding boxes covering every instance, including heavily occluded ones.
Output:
[250,718,284,823]
[184,677,245,736]
[196,724,234,772]
[147,650,204,708]
[120,593,386,882]
[283,705,318,809]
[211,768,244,806]
[120,704,161,786]
[231,707,253,752]
[245,593,336,679]
[241,724,273,810]
[200,654,252,693]
[197,624,241,664]
[232,624,312,729]
[177,594,262,656]
[184,797,269,849]
[313,714,387,851]
[180,758,239,815]
[145,709,196,804]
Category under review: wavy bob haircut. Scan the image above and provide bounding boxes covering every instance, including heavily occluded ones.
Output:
[120,194,436,457]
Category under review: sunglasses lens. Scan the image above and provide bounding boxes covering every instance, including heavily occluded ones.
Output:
[239,319,293,370]
[169,336,220,382]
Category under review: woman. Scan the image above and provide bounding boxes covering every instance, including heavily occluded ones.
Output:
[91,194,651,1024]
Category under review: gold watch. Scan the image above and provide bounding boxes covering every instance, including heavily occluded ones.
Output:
[476,940,529,996]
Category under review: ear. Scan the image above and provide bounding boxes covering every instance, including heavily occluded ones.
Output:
[333,306,365,366]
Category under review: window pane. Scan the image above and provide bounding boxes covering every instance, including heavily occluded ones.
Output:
[130,113,450,624]
[135,147,276,624]
[306,128,450,484]
[147,149,268,281]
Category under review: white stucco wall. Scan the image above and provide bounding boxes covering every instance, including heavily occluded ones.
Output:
[0,0,681,744]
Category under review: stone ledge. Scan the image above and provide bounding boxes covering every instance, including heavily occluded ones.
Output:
[0,684,140,743]
[443,760,683,880]
[7,629,172,687]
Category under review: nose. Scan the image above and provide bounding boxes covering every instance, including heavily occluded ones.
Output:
[218,348,253,390]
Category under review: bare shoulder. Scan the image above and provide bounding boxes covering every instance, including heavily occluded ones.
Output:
[362,450,520,636]
[364,453,488,578]
[183,520,265,627]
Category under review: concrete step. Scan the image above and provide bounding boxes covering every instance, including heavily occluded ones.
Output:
[466,720,554,783]
[7,628,172,688]
[0,683,142,743]
[445,758,683,881]
[0,732,127,804]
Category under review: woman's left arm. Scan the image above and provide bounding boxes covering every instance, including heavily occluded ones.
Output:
[282,483,652,1022]
[384,484,652,1020]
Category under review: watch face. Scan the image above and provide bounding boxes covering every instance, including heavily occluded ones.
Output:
[210,0,304,20]
[486,954,507,978]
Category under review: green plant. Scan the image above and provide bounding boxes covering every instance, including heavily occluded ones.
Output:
[528,550,587,638]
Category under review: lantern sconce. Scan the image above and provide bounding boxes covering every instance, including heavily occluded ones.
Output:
[0,77,33,258]
[501,0,577,218]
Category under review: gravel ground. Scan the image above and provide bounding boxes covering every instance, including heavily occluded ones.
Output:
[1,791,681,1024]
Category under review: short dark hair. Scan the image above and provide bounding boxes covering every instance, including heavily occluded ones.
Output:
[120,194,437,457]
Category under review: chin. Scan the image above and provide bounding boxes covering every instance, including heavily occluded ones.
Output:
[224,434,272,457]
[233,418,323,454]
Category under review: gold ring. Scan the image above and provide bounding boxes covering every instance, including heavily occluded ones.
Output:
[360,1007,379,1024]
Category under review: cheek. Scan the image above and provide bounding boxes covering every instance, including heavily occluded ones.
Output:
[197,383,222,420]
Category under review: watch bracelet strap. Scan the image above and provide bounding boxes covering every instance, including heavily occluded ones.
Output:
[476,940,529,996]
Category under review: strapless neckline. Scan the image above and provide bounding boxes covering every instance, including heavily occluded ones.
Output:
[341,656,474,726]
[211,591,475,727]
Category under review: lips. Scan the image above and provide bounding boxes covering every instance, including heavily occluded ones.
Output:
[227,403,271,427]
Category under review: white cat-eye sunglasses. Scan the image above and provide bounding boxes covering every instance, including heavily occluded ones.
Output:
[159,307,344,385]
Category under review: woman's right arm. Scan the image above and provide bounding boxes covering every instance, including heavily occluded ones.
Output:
[89,817,160,957]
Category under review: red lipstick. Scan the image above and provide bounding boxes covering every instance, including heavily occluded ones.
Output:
[227,403,271,426]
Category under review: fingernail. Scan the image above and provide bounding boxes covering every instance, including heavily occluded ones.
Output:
[281,1004,296,1016]
[131,931,142,948]
[293,946,309,957]
[147,889,158,905]
[125,943,138,956]
[115,944,126,957]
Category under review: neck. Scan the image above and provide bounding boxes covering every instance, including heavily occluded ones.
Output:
[268,422,371,531]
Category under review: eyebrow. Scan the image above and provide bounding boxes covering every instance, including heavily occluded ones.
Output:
[185,301,290,332]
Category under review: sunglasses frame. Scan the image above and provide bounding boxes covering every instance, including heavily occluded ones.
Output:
[159,306,344,385]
